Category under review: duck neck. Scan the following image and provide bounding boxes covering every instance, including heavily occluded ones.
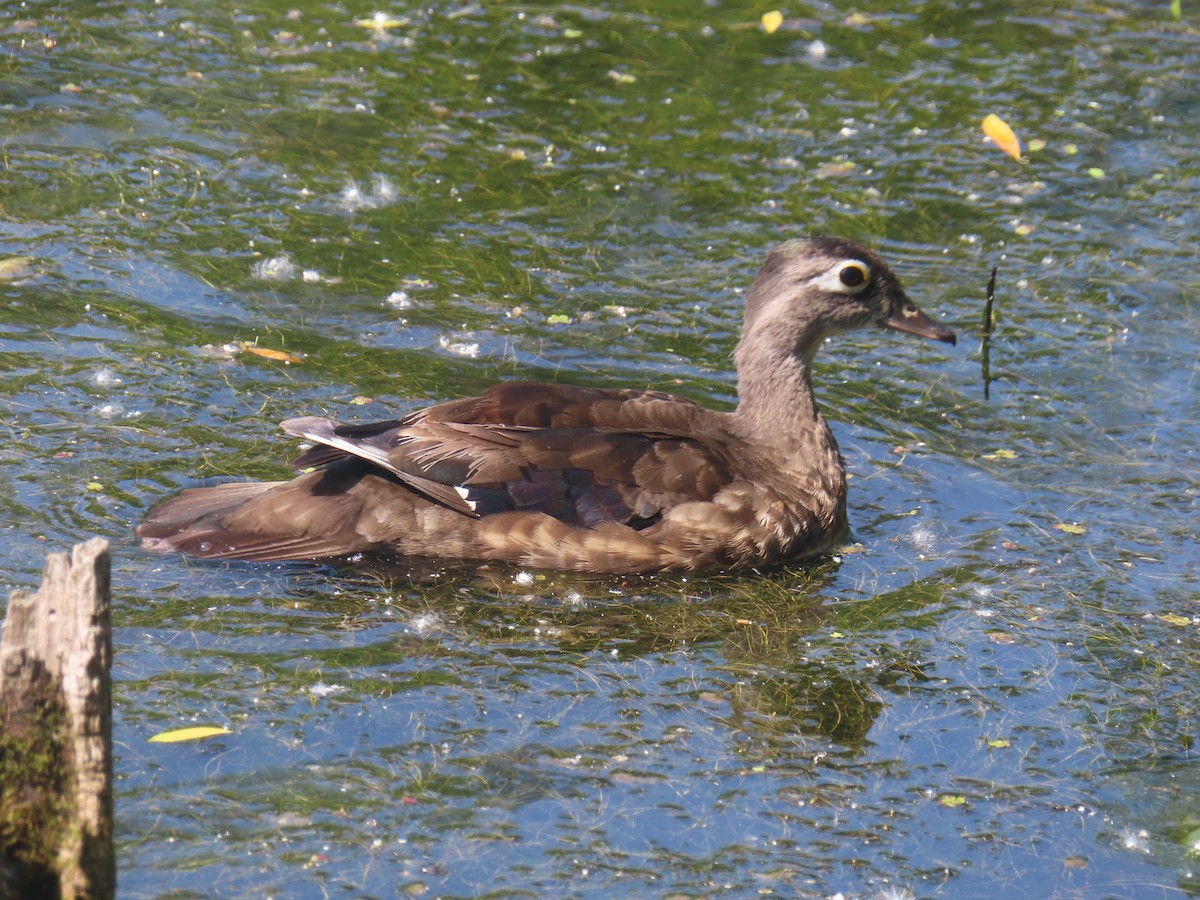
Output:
[731,333,838,463]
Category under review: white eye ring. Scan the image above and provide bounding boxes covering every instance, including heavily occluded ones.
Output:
[812,259,872,294]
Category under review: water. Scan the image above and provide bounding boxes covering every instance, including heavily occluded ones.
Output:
[2,0,1198,895]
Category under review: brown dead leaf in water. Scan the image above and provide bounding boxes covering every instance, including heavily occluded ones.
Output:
[235,342,304,364]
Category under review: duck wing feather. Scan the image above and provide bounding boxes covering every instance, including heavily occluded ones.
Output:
[284,381,735,531]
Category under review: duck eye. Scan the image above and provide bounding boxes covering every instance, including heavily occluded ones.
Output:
[839,262,869,288]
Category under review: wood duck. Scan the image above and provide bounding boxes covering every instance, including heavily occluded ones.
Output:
[139,237,956,572]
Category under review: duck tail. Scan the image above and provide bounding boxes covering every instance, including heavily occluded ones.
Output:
[137,482,279,559]
[137,477,369,562]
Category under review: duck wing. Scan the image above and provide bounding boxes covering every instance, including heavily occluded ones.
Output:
[283,381,735,531]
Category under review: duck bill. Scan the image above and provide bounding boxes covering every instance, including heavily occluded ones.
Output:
[886,294,956,345]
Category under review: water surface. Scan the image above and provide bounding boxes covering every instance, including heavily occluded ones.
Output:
[2,0,1198,896]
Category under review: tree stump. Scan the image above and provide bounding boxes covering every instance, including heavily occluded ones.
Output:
[0,538,114,900]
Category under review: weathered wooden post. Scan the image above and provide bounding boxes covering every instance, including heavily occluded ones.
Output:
[0,538,115,900]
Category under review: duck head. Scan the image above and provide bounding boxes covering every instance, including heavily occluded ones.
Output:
[740,237,957,359]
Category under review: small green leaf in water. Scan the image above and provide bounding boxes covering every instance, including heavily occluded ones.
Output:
[1182,826,1200,853]
[546,314,571,324]
[983,448,1018,460]
[1087,167,1106,179]
[86,482,104,492]
[1054,522,1086,535]
[1160,613,1192,627]
[813,160,858,179]
[986,738,1011,749]
[939,794,967,808]
[1170,0,1182,21]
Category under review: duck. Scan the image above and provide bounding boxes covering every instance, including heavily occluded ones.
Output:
[138,237,956,573]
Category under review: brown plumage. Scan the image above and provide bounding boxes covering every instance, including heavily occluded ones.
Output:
[138,237,955,572]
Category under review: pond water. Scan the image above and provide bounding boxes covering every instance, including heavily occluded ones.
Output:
[2,0,1199,896]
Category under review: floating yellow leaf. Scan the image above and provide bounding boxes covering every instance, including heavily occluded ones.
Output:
[761,10,783,33]
[1159,613,1191,627]
[1054,522,1086,535]
[939,794,967,808]
[982,113,1022,161]
[352,13,409,30]
[235,342,304,364]
[982,448,1018,460]
[986,738,1012,749]
[0,257,33,280]
[149,726,233,743]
